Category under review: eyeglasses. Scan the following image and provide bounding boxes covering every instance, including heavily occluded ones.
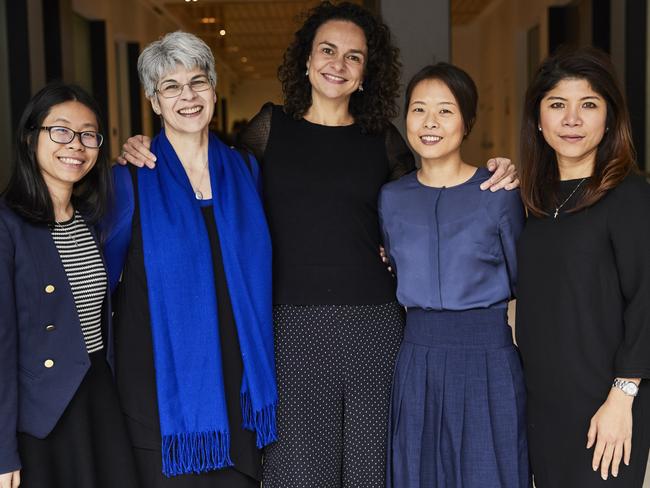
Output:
[38,126,104,148]
[155,77,212,98]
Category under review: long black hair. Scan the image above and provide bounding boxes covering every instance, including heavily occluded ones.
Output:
[2,82,112,225]
[520,47,636,216]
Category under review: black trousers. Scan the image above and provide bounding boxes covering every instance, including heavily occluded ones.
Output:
[263,302,405,488]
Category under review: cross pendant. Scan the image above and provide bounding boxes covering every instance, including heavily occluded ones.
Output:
[553,208,559,219]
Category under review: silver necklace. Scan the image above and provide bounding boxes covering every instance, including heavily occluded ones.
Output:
[54,214,79,246]
[554,178,587,219]
[191,160,209,200]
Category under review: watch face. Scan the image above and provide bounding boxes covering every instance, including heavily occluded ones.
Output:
[623,383,638,395]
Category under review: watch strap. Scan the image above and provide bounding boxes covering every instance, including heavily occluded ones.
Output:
[612,378,639,397]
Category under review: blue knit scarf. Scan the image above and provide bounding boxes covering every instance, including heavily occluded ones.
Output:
[138,130,276,477]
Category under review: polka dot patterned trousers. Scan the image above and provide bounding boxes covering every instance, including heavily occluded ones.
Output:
[263,302,405,488]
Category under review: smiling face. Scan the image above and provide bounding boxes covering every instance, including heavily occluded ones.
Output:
[539,77,607,171]
[306,20,367,105]
[406,78,465,164]
[36,100,100,194]
[150,65,216,137]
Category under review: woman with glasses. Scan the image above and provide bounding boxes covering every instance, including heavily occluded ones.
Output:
[119,5,518,487]
[0,83,138,488]
[102,32,276,488]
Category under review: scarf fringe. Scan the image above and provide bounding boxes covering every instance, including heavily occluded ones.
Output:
[161,430,233,477]
[241,392,278,448]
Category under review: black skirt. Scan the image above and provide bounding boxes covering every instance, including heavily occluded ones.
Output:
[17,350,139,488]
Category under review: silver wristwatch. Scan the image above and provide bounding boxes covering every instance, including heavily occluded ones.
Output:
[612,378,639,397]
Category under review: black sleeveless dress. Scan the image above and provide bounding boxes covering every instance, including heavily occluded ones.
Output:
[111,169,261,488]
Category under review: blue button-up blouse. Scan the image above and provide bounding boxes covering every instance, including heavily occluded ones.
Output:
[378,167,525,310]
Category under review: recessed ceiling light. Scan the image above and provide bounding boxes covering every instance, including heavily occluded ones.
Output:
[240,56,248,63]
[219,29,226,36]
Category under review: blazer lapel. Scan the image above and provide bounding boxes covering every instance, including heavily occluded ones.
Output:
[22,221,86,347]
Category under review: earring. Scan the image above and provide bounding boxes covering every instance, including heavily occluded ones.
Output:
[305,69,309,76]
[538,126,542,131]
[358,83,364,92]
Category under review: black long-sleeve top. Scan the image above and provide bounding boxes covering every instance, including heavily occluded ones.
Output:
[240,103,415,305]
[517,172,650,424]
[515,172,650,486]
[517,173,650,386]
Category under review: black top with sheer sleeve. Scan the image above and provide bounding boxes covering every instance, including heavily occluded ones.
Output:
[240,103,416,305]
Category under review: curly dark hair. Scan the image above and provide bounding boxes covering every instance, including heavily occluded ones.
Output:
[278,1,401,134]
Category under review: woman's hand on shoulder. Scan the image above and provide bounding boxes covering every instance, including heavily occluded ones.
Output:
[586,386,636,480]
[379,246,393,273]
[0,470,20,488]
[116,135,156,169]
[480,157,520,192]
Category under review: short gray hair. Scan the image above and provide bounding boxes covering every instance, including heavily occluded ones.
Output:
[137,31,217,98]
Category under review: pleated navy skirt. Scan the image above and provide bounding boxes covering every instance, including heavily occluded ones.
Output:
[387,308,530,488]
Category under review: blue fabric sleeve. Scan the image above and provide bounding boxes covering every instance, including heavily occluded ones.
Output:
[248,153,263,197]
[101,165,135,293]
[497,189,525,298]
[0,213,20,473]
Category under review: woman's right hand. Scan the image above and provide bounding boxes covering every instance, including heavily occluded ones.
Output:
[586,387,635,480]
[0,470,20,488]
[116,135,156,168]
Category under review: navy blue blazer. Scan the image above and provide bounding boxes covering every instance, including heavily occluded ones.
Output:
[0,199,114,473]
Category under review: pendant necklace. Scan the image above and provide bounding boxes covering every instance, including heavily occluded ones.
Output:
[54,212,79,247]
[553,178,587,219]
[192,159,209,200]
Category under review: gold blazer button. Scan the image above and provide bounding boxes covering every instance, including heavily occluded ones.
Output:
[44,359,55,368]
[45,284,55,294]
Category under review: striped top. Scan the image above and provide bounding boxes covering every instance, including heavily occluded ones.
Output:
[51,211,107,353]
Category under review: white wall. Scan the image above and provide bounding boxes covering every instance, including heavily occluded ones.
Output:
[68,0,252,155]
[228,78,283,129]
[452,0,572,167]
[382,0,450,140]
[71,0,181,157]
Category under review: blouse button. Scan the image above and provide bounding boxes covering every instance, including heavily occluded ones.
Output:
[45,324,56,331]
[44,284,55,294]
[43,359,55,368]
